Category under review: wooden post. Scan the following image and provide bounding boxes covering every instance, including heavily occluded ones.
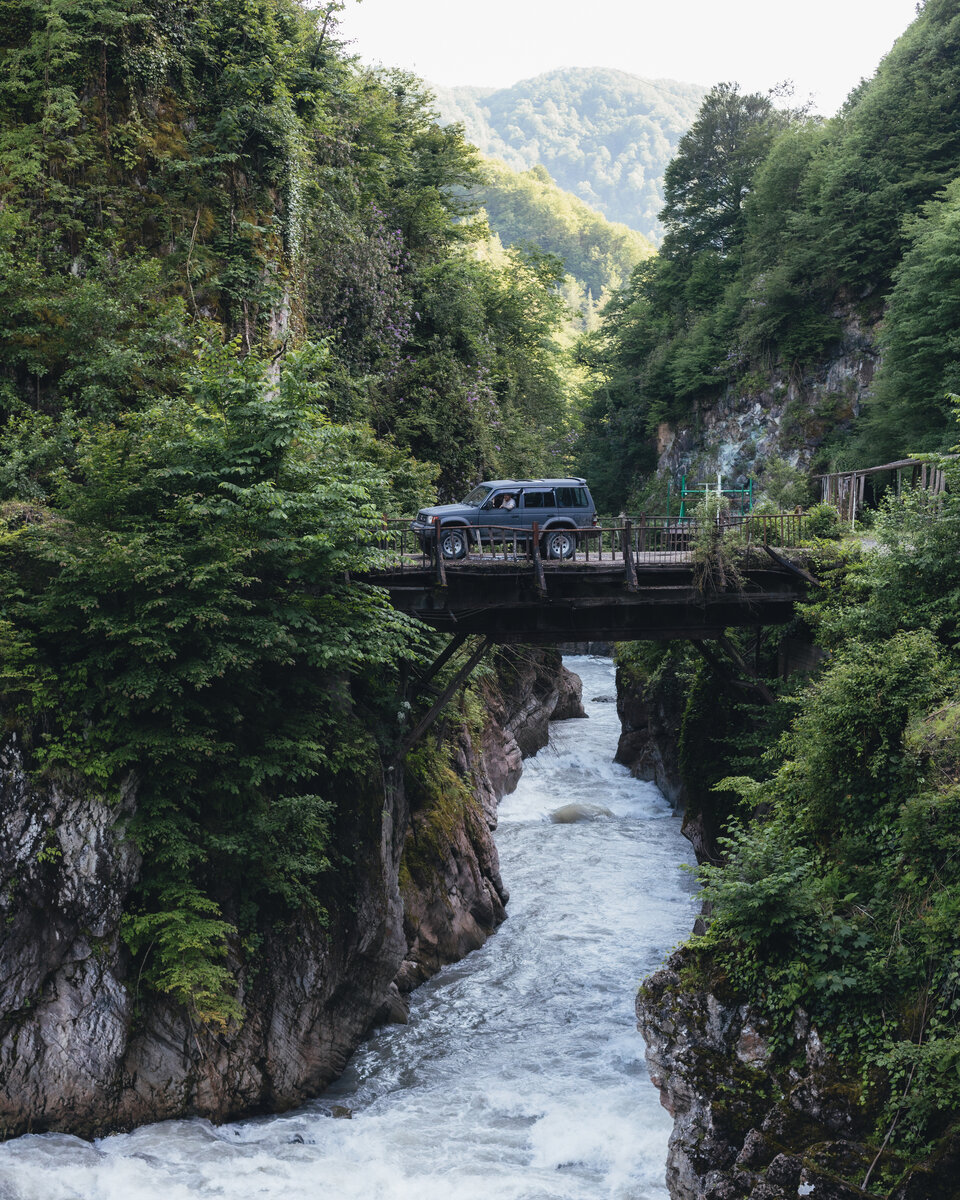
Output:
[531,521,547,596]
[394,637,492,762]
[623,519,638,592]
[433,516,447,586]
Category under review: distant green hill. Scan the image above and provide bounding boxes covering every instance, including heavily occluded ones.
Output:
[433,68,706,241]
[472,159,654,308]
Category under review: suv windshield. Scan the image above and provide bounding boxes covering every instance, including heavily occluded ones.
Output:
[461,485,494,507]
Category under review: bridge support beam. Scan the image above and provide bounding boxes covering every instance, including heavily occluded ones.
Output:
[410,633,467,698]
[693,636,775,705]
[394,636,492,763]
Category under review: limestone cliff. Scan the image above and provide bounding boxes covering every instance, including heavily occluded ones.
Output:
[0,649,582,1138]
[656,310,878,483]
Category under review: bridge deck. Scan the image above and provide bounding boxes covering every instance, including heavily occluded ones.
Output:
[368,555,810,644]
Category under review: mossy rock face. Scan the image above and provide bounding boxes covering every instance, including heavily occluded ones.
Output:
[695,1055,777,1150]
[400,740,479,890]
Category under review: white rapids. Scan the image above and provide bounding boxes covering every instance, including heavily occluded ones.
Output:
[0,655,697,1200]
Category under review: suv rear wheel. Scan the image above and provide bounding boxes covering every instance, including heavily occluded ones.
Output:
[543,529,576,560]
[439,526,469,560]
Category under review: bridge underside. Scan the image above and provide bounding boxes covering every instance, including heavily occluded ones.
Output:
[371,561,807,644]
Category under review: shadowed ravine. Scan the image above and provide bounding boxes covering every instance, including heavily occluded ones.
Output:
[0,656,697,1200]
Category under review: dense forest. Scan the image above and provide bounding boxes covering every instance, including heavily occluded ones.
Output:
[0,0,578,1026]
[433,68,705,240]
[578,0,960,511]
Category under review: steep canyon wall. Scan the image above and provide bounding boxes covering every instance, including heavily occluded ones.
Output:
[656,312,879,484]
[0,649,581,1139]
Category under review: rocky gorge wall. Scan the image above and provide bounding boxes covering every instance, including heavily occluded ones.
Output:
[655,311,879,485]
[637,952,960,1200]
[0,648,581,1140]
[395,648,583,999]
[614,657,723,866]
[615,653,960,1199]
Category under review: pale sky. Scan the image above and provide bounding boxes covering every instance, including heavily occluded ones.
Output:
[337,0,921,116]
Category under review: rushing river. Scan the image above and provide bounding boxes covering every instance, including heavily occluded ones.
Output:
[0,656,697,1200]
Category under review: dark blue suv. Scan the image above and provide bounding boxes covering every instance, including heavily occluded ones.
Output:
[411,478,597,560]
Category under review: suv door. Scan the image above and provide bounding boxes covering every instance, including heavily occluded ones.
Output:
[523,487,580,558]
[555,484,593,526]
[476,490,523,539]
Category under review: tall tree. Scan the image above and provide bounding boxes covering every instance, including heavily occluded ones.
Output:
[660,83,792,265]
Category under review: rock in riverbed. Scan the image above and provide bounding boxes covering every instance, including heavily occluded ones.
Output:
[549,803,614,823]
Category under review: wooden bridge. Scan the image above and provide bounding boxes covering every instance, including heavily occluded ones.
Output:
[368,513,814,645]
[368,513,816,761]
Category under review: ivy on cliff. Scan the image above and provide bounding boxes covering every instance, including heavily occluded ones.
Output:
[0,0,579,1030]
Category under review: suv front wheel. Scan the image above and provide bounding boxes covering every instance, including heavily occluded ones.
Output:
[439,526,469,560]
[543,529,576,560]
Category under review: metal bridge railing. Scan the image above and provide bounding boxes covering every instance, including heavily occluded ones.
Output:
[374,512,807,575]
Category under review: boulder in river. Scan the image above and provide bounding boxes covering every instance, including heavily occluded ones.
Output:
[549,803,614,823]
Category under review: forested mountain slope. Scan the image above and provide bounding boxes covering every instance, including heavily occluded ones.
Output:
[470,159,654,324]
[578,0,960,511]
[433,68,705,240]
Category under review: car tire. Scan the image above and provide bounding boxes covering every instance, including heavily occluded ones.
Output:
[543,529,575,560]
[439,526,469,560]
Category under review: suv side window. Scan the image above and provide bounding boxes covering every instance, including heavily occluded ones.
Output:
[557,486,588,508]
[521,489,556,509]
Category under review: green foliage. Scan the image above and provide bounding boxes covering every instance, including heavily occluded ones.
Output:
[660,83,794,264]
[579,1,960,508]
[470,158,653,306]
[817,454,960,649]
[433,69,706,240]
[122,885,243,1031]
[689,438,960,1168]
[757,456,812,510]
[855,181,960,462]
[576,86,806,509]
[0,0,582,1031]
[813,0,960,300]
[377,243,572,496]
[0,236,195,428]
[803,502,842,540]
[0,338,427,1026]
